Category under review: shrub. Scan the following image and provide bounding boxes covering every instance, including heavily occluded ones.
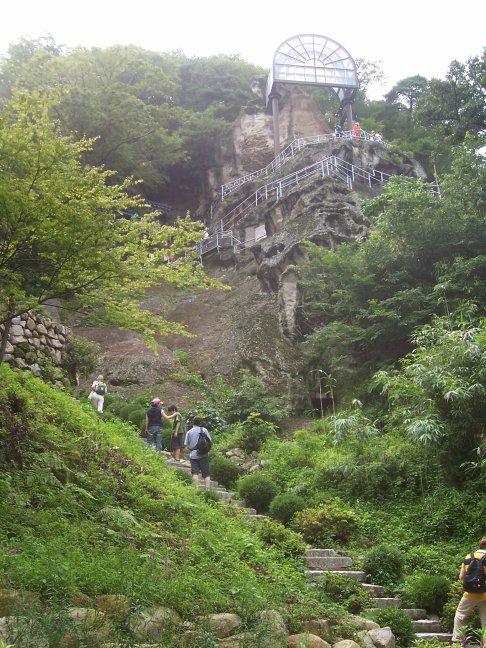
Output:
[253,517,306,557]
[173,470,193,485]
[312,572,373,613]
[62,334,101,383]
[209,454,241,490]
[362,544,404,588]
[232,372,285,423]
[292,500,358,545]
[199,489,221,506]
[237,474,279,513]
[371,608,415,648]
[237,412,278,453]
[400,573,450,614]
[269,493,306,526]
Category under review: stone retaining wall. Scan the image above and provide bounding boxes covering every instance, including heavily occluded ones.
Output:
[0,313,70,378]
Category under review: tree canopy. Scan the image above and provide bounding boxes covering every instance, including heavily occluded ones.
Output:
[0,90,219,359]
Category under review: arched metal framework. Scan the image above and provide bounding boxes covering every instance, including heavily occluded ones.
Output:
[266,34,359,157]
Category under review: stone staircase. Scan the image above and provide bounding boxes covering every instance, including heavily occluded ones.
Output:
[163,454,452,643]
[304,548,452,643]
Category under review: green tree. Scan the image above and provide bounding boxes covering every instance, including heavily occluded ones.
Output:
[0,90,216,361]
[374,313,486,481]
[385,75,429,112]
[297,142,486,396]
[414,51,486,143]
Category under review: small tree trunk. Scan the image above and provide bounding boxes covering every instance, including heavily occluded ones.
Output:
[0,317,12,364]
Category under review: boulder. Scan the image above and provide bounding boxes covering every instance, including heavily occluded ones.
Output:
[94,594,131,617]
[303,619,332,641]
[347,616,379,631]
[0,588,38,616]
[333,641,361,648]
[368,627,395,648]
[256,609,287,637]
[208,612,242,638]
[127,606,181,641]
[287,634,331,648]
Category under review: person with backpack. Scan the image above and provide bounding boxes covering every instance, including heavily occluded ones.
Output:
[88,374,107,413]
[184,416,212,488]
[452,537,486,642]
[167,405,185,462]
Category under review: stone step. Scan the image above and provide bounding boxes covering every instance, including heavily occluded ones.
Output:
[413,620,442,633]
[415,633,452,643]
[306,570,366,582]
[306,556,353,570]
[245,514,269,522]
[202,488,237,500]
[305,549,341,558]
[370,597,402,608]
[401,609,428,620]
[361,583,385,596]
[220,499,255,513]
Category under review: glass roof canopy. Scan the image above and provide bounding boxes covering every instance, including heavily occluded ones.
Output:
[266,34,359,108]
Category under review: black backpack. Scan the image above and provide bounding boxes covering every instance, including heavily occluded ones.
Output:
[463,552,486,593]
[95,382,106,395]
[195,429,212,454]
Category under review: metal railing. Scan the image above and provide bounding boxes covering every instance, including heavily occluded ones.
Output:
[197,155,396,257]
[215,155,392,234]
[220,130,390,199]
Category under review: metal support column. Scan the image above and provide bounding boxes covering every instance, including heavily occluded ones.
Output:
[270,92,281,160]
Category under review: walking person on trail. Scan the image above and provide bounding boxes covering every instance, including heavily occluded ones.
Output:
[167,404,185,462]
[184,416,212,488]
[145,398,176,452]
[452,536,486,642]
[88,374,107,413]
[353,121,361,141]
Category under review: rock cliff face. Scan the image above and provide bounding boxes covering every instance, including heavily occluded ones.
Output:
[209,85,332,195]
[73,87,426,412]
[169,90,427,411]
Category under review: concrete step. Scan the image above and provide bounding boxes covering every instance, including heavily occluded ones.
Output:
[305,549,341,557]
[203,488,237,500]
[413,620,442,633]
[306,570,366,582]
[361,583,385,596]
[415,633,452,643]
[401,609,428,620]
[220,499,255,512]
[370,597,402,608]
[306,556,353,570]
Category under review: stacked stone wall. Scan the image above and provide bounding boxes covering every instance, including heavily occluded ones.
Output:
[0,313,70,378]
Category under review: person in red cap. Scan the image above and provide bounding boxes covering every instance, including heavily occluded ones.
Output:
[145,398,176,452]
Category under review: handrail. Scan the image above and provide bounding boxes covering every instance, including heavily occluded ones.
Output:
[197,155,399,257]
[220,129,390,199]
[212,155,393,235]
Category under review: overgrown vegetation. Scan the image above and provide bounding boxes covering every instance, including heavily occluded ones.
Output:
[0,365,320,646]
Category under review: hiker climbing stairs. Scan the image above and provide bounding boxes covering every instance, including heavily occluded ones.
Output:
[303,548,452,643]
[163,454,452,643]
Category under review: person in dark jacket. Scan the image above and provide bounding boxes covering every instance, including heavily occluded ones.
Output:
[145,398,175,452]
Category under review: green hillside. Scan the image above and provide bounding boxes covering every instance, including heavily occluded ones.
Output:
[0,364,319,646]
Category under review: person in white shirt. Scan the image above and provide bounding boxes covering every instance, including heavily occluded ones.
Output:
[88,374,107,413]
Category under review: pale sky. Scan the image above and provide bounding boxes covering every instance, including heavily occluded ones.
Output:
[1,0,485,99]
